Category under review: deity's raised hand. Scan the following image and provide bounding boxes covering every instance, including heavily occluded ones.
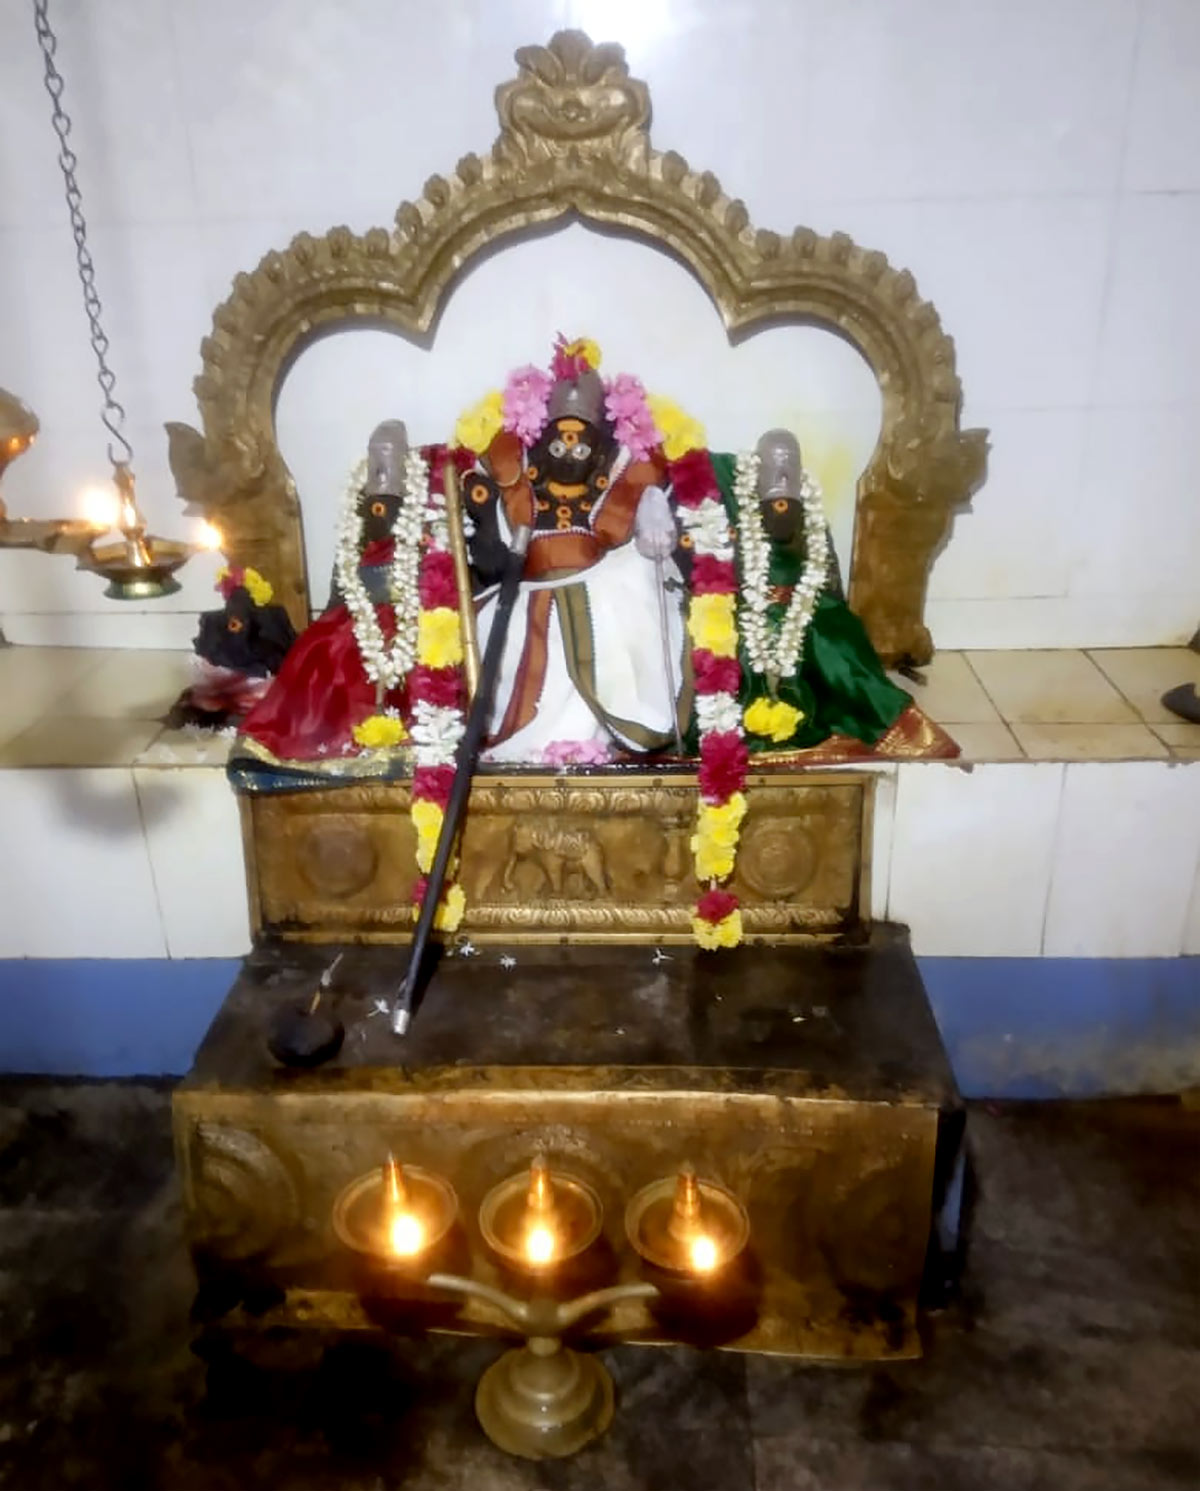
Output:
[633,485,676,560]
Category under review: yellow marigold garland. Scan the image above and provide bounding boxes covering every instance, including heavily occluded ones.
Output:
[417,607,464,668]
[686,592,738,657]
[743,697,803,743]
[692,906,743,950]
[352,712,407,750]
[454,390,504,455]
[646,394,706,462]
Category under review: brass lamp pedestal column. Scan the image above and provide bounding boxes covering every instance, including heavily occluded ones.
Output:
[429,1275,659,1460]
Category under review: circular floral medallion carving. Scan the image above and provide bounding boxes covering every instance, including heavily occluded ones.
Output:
[736,819,817,899]
[299,821,378,898]
[189,1123,300,1261]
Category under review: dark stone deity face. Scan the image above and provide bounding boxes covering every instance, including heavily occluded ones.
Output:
[526,416,614,492]
[358,489,401,544]
[194,586,296,678]
[359,417,409,542]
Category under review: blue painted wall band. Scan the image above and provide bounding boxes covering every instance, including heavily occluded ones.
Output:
[1,956,1198,1096]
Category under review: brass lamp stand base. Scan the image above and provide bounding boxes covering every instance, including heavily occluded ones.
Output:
[475,1336,614,1460]
[427,1274,658,1460]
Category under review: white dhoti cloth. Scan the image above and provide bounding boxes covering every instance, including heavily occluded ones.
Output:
[476,541,686,763]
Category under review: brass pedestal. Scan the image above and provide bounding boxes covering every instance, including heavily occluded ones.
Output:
[477,1341,612,1459]
[236,769,871,945]
[174,926,963,1361]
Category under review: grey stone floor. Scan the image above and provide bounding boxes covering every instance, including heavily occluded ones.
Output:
[0,1084,1197,1490]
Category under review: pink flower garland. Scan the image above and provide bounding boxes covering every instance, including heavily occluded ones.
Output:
[604,372,660,463]
[502,365,552,447]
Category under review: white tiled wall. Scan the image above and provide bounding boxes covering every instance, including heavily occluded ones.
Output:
[885,762,1066,958]
[878,759,1200,958]
[0,767,168,958]
[134,767,251,958]
[4,754,1196,962]
[2,0,1197,650]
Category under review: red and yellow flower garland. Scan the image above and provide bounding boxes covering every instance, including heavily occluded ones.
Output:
[408,451,469,934]
[670,449,749,949]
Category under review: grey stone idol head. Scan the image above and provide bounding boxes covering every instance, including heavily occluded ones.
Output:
[365,420,410,496]
[755,428,804,502]
[546,368,607,428]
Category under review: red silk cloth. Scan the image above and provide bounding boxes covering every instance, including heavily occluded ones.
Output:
[239,599,406,761]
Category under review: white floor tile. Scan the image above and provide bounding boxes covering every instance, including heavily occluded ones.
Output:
[891,652,1000,725]
[134,767,252,958]
[947,722,1026,761]
[1089,648,1200,724]
[1154,723,1200,760]
[967,650,1138,724]
[1010,722,1169,761]
[0,647,100,744]
[1044,761,1200,956]
[0,768,166,957]
[888,761,1064,957]
[48,651,194,721]
[136,728,235,768]
[0,717,162,769]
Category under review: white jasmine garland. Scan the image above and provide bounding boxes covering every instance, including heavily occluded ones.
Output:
[733,450,829,681]
[409,698,466,768]
[334,450,429,691]
[680,497,736,560]
[695,690,742,734]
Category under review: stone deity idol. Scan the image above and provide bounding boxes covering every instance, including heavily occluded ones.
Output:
[460,345,682,764]
[231,346,957,783]
[238,419,426,766]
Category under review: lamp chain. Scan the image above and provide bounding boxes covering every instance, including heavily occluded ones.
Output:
[32,0,135,472]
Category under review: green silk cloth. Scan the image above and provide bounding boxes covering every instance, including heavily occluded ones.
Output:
[702,452,911,752]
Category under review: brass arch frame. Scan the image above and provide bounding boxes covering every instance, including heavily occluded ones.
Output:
[167,29,988,665]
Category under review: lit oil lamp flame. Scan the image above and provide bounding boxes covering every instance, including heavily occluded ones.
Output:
[81,485,119,532]
[521,1153,560,1266]
[388,1210,426,1257]
[195,519,223,551]
[525,1223,557,1265]
[672,1166,721,1274]
[688,1233,719,1274]
[382,1155,426,1258]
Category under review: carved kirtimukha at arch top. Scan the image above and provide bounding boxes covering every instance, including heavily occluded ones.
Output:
[168,29,988,665]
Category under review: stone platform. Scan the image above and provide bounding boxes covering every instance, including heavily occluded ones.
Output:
[173,925,962,1360]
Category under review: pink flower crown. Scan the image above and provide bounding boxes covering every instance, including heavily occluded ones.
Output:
[500,334,663,462]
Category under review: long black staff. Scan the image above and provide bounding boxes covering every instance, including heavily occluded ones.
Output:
[392,522,532,1036]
